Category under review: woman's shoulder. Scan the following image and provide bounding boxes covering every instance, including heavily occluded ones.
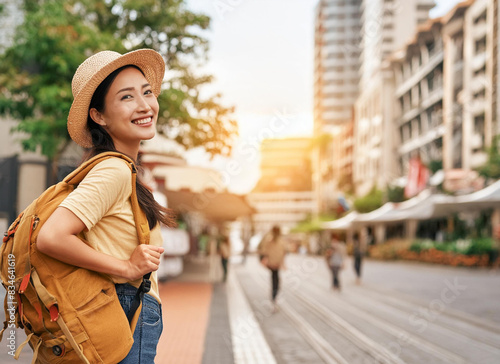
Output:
[87,157,132,180]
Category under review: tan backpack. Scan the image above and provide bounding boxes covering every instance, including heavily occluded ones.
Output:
[0,152,150,363]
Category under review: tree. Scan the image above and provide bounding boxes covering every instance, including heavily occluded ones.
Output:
[476,135,500,180]
[0,0,238,174]
[353,187,383,213]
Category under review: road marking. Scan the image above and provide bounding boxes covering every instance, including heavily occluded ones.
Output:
[298,283,467,363]
[227,271,277,364]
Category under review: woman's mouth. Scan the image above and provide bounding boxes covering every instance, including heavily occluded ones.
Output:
[132,117,152,125]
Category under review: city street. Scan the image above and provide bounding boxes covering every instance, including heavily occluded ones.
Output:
[232,254,500,364]
[1,255,500,363]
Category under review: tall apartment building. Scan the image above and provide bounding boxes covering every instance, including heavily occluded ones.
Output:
[353,0,434,196]
[390,0,500,194]
[461,0,497,170]
[496,0,499,135]
[249,138,316,235]
[313,0,362,213]
[391,17,446,177]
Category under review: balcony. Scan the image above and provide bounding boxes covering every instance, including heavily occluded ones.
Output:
[470,74,488,94]
[472,21,488,40]
[471,52,487,72]
[468,98,486,116]
[470,152,487,169]
[395,51,444,98]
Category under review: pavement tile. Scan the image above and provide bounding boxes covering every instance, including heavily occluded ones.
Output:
[156,281,212,364]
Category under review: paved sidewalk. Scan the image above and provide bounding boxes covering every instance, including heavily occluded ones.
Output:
[158,255,237,364]
[156,281,212,364]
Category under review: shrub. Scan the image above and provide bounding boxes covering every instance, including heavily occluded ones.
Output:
[466,238,494,256]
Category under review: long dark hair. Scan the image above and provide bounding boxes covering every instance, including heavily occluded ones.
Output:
[84,65,176,229]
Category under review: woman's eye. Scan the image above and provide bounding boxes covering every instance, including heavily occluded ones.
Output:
[144,89,153,95]
[121,95,133,100]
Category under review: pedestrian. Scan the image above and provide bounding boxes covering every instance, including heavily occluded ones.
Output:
[218,235,231,282]
[258,225,287,310]
[325,233,347,291]
[352,231,366,284]
[37,49,176,363]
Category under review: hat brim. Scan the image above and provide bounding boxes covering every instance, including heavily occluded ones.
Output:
[67,49,165,148]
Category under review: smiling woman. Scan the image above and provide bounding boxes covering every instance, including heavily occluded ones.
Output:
[88,66,159,158]
[36,49,176,363]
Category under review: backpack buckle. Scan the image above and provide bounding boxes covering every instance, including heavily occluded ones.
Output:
[142,278,151,293]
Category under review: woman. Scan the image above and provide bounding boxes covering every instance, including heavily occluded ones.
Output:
[258,225,287,310]
[218,235,231,282]
[37,49,175,363]
[325,233,347,291]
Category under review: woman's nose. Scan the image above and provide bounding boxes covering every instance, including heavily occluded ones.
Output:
[137,96,152,111]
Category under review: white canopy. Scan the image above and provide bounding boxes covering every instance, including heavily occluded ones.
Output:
[320,182,500,230]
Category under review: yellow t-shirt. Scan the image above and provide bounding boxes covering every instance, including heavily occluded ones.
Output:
[59,158,163,303]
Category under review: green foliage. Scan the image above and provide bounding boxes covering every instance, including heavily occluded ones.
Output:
[387,185,406,203]
[353,187,383,213]
[465,238,494,256]
[428,160,442,174]
[0,0,237,161]
[409,239,434,253]
[410,238,493,256]
[291,213,337,233]
[476,135,500,179]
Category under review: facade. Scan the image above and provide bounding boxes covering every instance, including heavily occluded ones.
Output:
[462,0,497,170]
[0,0,23,53]
[247,191,317,236]
[353,0,434,196]
[496,0,499,136]
[391,18,445,179]
[313,0,362,213]
[313,0,362,130]
[0,1,46,232]
[253,137,313,193]
[442,2,469,172]
[249,137,316,235]
[390,0,498,193]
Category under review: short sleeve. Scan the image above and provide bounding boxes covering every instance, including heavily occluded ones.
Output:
[60,158,132,230]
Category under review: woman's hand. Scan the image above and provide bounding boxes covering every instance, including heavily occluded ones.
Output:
[124,245,165,281]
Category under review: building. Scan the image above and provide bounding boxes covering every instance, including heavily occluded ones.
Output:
[391,17,445,180]
[249,137,316,235]
[253,137,313,193]
[461,0,497,170]
[313,0,362,130]
[353,0,434,196]
[442,2,470,172]
[313,0,362,213]
[389,0,498,195]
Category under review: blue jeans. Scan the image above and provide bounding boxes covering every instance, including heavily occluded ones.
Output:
[115,284,163,363]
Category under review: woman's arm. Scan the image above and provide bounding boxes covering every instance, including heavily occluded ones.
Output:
[37,207,163,281]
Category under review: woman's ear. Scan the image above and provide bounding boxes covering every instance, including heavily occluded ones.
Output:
[89,108,106,127]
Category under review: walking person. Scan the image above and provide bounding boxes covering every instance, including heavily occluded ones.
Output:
[258,225,287,310]
[325,233,347,291]
[352,231,366,284]
[37,49,176,363]
[218,235,231,282]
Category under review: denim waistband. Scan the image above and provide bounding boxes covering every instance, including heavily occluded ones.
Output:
[115,283,139,296]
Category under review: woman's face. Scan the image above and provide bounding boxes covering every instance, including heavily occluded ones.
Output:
[91,67,159,149]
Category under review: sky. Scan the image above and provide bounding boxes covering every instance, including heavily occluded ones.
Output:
[183,0,464,194]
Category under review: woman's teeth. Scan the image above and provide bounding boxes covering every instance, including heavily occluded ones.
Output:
[132,117,151,125]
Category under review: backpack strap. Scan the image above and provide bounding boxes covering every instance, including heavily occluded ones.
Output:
[63,152,150,244]
[63,152,152,328]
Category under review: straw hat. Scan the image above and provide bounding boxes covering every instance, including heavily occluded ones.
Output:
[67,49,165,148]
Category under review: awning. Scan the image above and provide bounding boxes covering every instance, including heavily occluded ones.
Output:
[321,211,359,230]
[436,179,500,213]
[163,189,255,222]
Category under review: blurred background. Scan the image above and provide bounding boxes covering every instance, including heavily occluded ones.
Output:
[1,0,500,363]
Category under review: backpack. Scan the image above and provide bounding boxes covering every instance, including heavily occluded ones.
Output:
[0,152,150,363]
